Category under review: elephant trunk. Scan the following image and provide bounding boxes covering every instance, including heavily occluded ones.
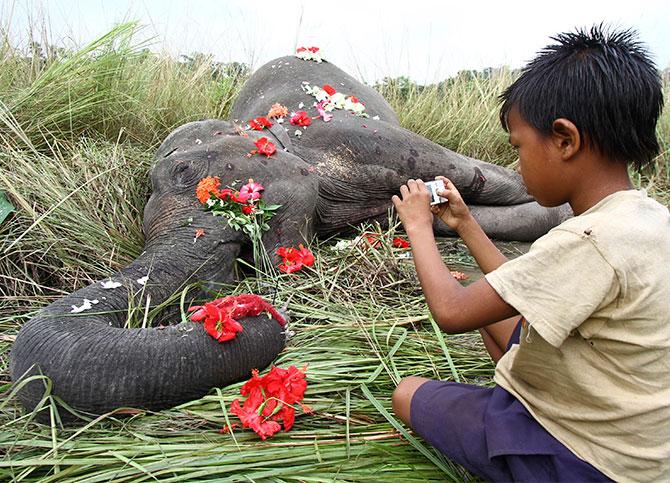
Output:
[9,245,286,422]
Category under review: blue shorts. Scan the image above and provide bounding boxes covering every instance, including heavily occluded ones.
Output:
[410,321,612,482]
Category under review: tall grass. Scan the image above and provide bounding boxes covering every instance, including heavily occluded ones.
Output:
[0,21,668,481]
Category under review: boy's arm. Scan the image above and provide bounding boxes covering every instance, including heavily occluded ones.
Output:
[432,176,508,273]
[392,178,518,333]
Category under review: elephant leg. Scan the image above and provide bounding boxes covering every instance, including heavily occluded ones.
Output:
[434,202,573,242]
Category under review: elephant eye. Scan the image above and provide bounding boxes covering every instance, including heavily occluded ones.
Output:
[171,160,201,187]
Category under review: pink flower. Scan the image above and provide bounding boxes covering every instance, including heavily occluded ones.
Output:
[316,101,333,122]
[239,179,265,201]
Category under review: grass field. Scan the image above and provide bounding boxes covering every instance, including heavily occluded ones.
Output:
[1,22,668,481]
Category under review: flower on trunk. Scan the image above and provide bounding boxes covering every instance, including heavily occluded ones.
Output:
[277,244,315,273]
[267,103,289,119]
[253,137,277,157]
[248,116,273,130]
[290,111,312,127]
[196,176,221,204]
[226,365,309,439]
[188,293,287,342]
[193,228,206,243]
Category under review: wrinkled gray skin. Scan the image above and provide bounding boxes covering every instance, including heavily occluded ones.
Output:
[10,56,571,422]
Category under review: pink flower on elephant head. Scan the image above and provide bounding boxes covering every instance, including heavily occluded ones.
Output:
[239,179,264,201]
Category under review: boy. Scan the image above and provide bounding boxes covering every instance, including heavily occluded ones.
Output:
[390,26,669,482]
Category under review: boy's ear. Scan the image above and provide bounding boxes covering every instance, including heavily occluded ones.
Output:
[551,118,581,160]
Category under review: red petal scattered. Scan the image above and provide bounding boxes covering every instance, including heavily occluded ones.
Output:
[248,117,272,130]
[392,236,410,249]
[290,111,312,127]
[277,244,315,273]
[254,137,276,157]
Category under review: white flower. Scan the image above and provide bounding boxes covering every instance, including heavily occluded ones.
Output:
[137,276,149,285]
[314,88,329,103]
[330,239,353,251]
[298,102,304,109]
[330,92,346,108]
[295,129,303,137]
[70,298,99,313]
[101,280,122,289]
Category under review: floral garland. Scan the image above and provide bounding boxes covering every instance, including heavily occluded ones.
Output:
[188,294,286,342]
[301,82,368,117]
[223,365,311,440]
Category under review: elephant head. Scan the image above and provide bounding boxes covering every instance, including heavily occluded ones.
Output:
[9,120,319,422]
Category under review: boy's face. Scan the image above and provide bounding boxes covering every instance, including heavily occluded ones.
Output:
[507,107,567,207]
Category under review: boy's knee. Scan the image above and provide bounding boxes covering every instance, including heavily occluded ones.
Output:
[392,376,429,427]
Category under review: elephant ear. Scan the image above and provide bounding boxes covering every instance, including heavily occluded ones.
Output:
[154,120,237,161]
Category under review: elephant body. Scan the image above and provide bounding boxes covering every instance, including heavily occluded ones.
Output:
[10,54,571,421]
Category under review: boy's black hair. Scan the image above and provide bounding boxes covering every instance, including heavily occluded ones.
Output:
[499,24,663,170]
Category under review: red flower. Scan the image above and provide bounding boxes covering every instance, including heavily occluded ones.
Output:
[218,188,234,200]
[230,398,282,440]
[226,365,309,438]
[188,294,286,343]
[363,232,382,248]
[248,116,273,130]
[254,137,276,157]
[308,46,319,53]
[290,111,312,127]
[277,244,315,273]
[242,204,255,215]
[348,95,360,104]
[392,236,410,249]
[296,47,306,52]
[323,84,336,96]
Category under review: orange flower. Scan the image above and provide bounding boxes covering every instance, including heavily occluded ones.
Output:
[267,103,289,119]
[450,271,468,281]
[196,176,221,204]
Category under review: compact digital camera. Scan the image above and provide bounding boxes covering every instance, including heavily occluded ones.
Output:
[425,180,449,205]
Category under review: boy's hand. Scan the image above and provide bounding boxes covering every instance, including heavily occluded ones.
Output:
[430,176,473,232]
[391,179,433,234]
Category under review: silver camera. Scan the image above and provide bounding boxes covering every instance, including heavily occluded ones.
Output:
[425,180,448,205]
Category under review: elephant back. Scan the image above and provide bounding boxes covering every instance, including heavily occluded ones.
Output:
[230,56,399,126]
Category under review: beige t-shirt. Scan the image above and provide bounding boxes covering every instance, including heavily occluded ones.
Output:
[485,189,670,483]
